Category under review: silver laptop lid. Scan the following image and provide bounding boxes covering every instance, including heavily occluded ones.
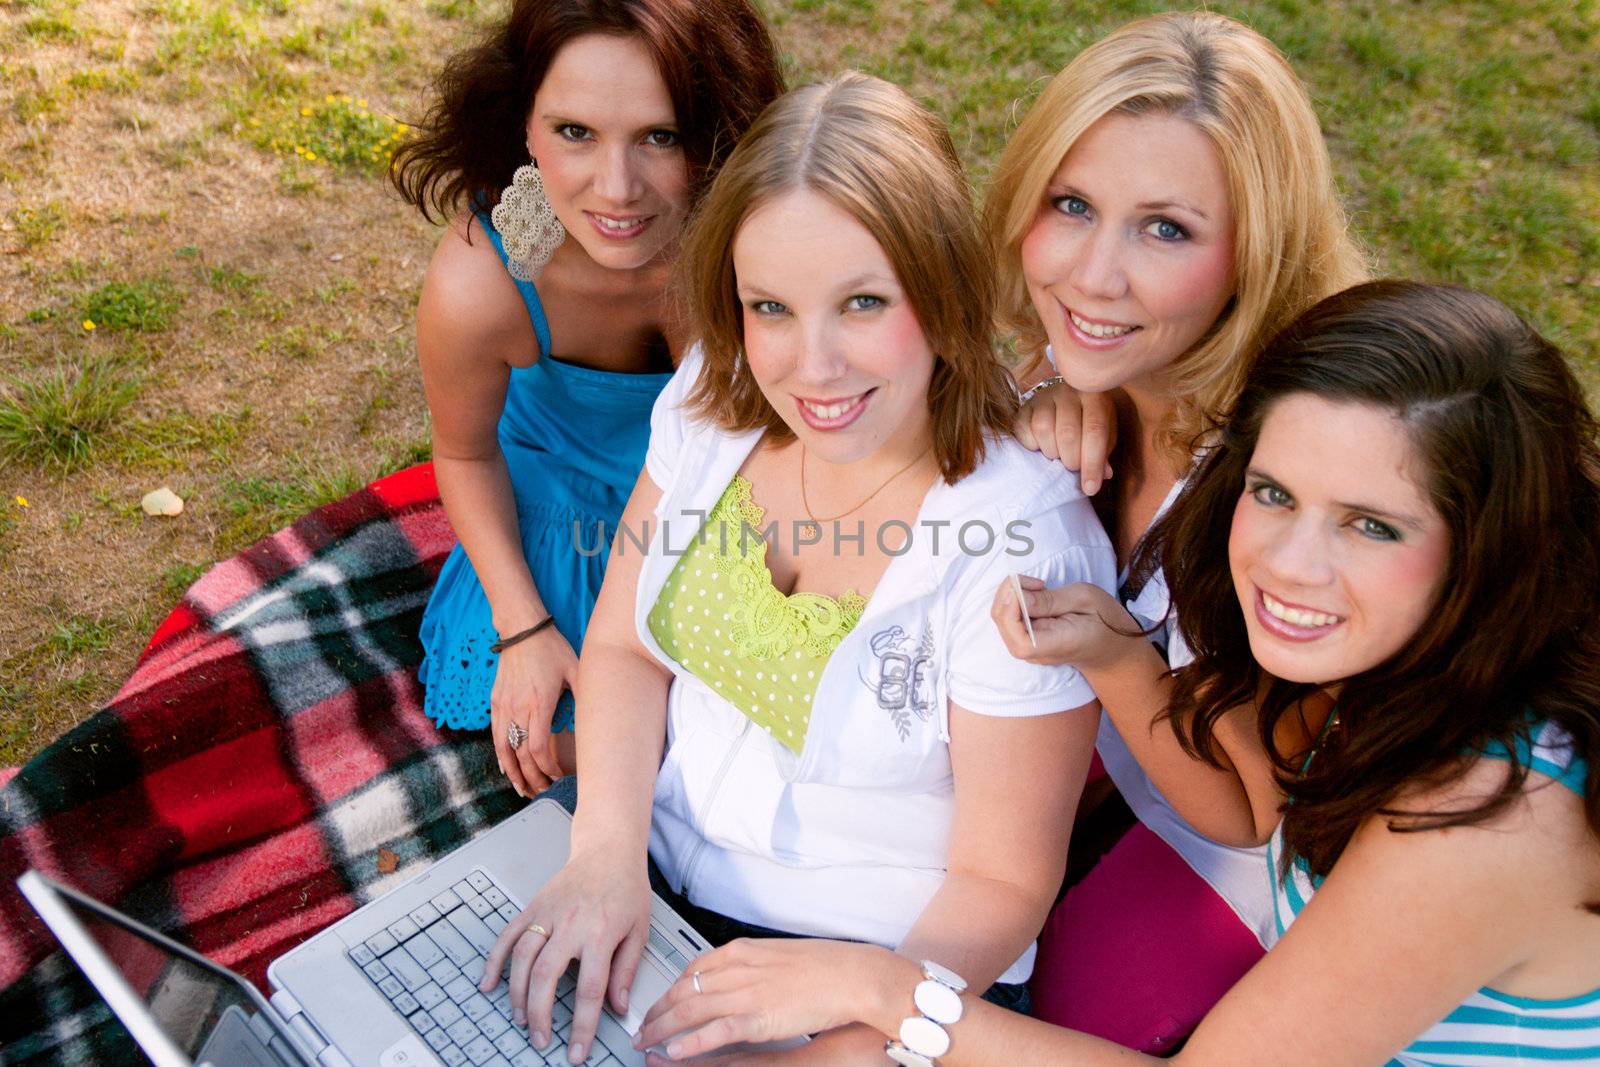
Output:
[17,870,319,1067]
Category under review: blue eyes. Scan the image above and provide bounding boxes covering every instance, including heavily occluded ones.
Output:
[1051,194,1189,242]
[1248,481,1403,542]
[1356,517,1401,542]
[746,295,885,316]
[1251,483,1292,508]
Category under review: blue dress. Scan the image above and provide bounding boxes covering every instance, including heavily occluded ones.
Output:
[418,212,674,731]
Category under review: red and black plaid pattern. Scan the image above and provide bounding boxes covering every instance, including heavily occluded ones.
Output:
[0,464,520,1066]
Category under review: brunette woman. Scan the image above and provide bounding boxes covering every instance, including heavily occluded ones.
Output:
[391,0,783,796]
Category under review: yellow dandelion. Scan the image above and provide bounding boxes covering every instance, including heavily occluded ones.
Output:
[340,93,352,103]
[357,98,368,108]
[305,151,317,161]
[300,106,311,116]
[324,93,335,104]
[15,496,29,508]
[395,122,408,133]
[294,145,305,154]
[82,319,96,331]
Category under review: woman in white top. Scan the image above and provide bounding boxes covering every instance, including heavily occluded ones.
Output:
[480,73,1115,1066]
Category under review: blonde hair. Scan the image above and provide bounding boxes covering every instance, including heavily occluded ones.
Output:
[677,72,1017,483]
[986,11,1368,461]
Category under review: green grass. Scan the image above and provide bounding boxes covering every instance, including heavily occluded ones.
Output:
[81,279,180,332]
[219,463,377,549]
[8,201,66,248]
[0,358,141,469]
[47,614,118,656]
[243,92,412,172]
[0,0,1595,766]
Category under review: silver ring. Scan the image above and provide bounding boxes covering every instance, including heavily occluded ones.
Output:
[692,970,703,994]
[506,721,528,749]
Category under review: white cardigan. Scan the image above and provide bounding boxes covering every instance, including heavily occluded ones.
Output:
[635,350,1116,983]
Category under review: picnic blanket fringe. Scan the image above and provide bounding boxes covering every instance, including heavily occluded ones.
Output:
[0,463,523,1066]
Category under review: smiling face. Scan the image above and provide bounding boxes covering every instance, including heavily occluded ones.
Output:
[731,188,935,467]
[526,33,690,272]
[1020,110,1236,396]
[1228,394,1451,685]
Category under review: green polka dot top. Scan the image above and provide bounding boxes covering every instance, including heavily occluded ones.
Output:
[647,474,867,755]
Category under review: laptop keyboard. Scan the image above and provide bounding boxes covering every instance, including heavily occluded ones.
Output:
[347,868,645,1067]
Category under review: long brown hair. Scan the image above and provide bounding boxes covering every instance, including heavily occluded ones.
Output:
[1141,280,1600,881]
[390,0,783,223]
[676,73,1016,484]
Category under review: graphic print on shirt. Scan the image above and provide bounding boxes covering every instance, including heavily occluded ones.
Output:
[860,622,936,741]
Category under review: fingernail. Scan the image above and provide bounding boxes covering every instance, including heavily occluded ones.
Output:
[667,1041,683,1058]
[618,989,628,1012]
[532,1029,547,1049]
[1084,477,1099,495]
[513,1011,525,1026]
[570,1041,586,1063]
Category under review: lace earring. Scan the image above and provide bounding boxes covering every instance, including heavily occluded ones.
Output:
[491,160,566,281]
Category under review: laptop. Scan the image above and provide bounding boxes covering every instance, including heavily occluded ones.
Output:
[20,796,802,1067]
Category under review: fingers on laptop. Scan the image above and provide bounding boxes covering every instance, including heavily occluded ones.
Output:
[564,945,615,1065]
[523,933,575,1050]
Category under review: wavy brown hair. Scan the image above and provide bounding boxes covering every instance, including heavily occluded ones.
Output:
[676,72,1016,484]
[390,0,783,223]
[1139,280,1600,883]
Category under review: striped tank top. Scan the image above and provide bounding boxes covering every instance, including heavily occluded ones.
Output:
[1267,719,1598,1065]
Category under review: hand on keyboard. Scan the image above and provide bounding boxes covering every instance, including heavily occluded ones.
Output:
[480,851,652,1065]
[351,869,651,1066]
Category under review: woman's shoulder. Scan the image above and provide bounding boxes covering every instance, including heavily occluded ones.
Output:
[417,213,531,365]
[937,434,1095,521]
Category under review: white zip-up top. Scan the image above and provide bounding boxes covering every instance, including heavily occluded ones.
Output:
[634,350,1116,984]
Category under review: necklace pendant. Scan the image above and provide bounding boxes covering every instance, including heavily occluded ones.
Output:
[799,519,821,541]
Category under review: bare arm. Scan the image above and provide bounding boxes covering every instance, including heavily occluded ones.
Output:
[479,464,676,1064]
[994,576,1288,847]
[420,215,578,794]
[645,760,1595,1067]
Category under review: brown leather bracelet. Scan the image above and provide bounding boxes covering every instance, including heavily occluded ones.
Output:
[489,615,555,653]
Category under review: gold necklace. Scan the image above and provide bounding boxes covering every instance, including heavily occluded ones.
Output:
[799,444,933,540]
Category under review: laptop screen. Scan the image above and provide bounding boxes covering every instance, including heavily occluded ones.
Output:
[57,890,262,1059]
[22,872,311,1067]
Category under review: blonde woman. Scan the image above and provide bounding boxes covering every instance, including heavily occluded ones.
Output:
[986,12,1367,1049]
[479,73,1115,1065]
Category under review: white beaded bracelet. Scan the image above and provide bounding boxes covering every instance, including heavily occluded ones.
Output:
[884,961,967,1066]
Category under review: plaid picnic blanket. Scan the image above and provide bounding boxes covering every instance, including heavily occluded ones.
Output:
[0,463,523,1066]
